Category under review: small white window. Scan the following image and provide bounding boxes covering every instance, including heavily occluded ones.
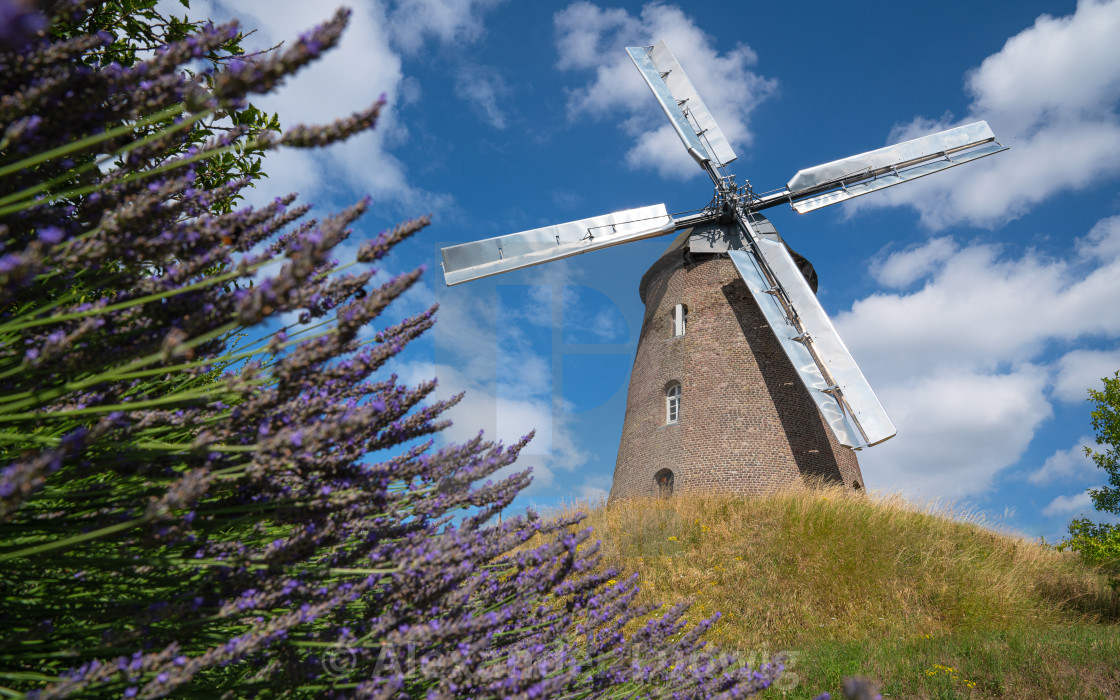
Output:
[672,304,688,337]
[666,383,681,424]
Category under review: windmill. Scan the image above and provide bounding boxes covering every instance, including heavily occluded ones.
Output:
[440,41,1006,499]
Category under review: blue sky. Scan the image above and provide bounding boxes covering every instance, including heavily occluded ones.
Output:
[181,0,1120,541]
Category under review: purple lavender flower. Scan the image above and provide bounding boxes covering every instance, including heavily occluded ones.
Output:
[0,0,46,46]
[0,5,776,699]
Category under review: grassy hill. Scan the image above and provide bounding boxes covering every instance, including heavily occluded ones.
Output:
[550,485,1120,698]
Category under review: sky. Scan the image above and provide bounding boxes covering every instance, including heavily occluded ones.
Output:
[170,0,1120,541]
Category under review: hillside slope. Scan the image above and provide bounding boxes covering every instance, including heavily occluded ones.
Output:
[556,486,1119,698]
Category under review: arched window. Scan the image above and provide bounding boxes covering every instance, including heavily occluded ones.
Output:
[671,304,688,337]
[654,468,674,498]
[666,383,681,424]
[853,481,862,491]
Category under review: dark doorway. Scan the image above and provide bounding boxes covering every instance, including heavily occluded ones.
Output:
[654,468,675,498]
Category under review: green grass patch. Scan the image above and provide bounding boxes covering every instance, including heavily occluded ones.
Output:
[767,623,1120,699]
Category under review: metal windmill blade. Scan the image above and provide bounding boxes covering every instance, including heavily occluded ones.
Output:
[627,41,737,169]
[441,204,677,286]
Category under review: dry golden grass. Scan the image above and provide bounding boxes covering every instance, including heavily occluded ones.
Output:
[539,483,1118,653]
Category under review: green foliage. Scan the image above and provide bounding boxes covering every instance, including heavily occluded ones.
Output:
[1085,370,1120,516]
[1060,518,1120,584]
[49,0,282,215]
[1055,371,1120,583]
[50,0,201,67]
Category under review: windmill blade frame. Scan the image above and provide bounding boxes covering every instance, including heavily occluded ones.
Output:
[626,45,713,168]
[727,213,896,448]
[747,121,1007,214]
[644,40,738,168]
[441,204,677,286]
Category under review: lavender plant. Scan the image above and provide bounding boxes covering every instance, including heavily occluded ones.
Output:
[0,3,781,697]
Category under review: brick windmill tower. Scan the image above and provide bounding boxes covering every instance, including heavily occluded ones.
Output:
[439,41,1006,500]
[609,225,867,500]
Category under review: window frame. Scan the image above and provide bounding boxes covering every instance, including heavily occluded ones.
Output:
[671,303,688,337]
[666,383,681,424]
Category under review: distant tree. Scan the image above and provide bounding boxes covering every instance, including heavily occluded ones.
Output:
[1085,370,1120,517]
[46,0,282,215]
[1061,371,1120,575]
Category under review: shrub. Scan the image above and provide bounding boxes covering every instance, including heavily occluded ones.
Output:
[1060,519,1120,583]
[1057,371,1120,589]
[1085,371,1120,517]
[0,4,778,697]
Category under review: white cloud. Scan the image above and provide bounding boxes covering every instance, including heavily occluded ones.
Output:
[167,0,502,212]
[871,237,957,289]
[1053,348,1120,403]
[1078,214,1120,263]
[1041,490,1096,517]
[454,65,509,129]
[391,271,595,495]
[581,305,627,342]
[858,368,1051,499]
[838,214,1120,499]
[851,0,1120,228]
[966,0,1120,134]
[840,224,1120,386]
[554,2,776,179]
[576,474,610,504]
[396,360,585,494]
[387,0,505,55]
[1028,438,1097,485]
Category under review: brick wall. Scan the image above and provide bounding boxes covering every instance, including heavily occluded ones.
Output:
[609,251,864,500]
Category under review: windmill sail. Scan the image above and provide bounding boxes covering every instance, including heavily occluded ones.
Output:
[728,214,896,448]
[441,204,675,286]
[626,41,737,169]
[781,121,1005,214]
[626,46,711,166]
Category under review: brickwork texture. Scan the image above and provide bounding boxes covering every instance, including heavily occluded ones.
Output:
[609,251,864,500]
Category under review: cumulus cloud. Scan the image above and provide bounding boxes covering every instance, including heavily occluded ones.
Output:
[1053,348,1120,403]
[168,0,504,211]
[840,218,1120,385]
[391,264,596,495]
[396,360,587,494]
[871,237,958,289]
[850,0,1120,228]
[554,2,776,179]
[576,474,611,503]
[857,369,1052,499]
[1041,490,1096,517]
[837,214,1120,499]
[1028,438,1097,485]
[387,0,505,55]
